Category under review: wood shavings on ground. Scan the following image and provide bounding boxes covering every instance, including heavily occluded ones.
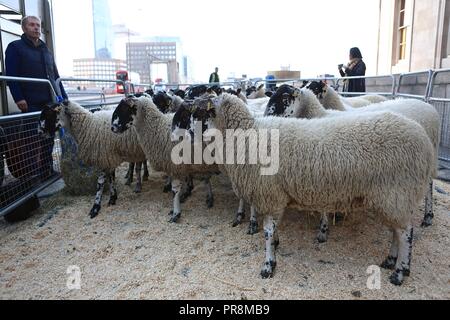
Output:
[0,164,449,300]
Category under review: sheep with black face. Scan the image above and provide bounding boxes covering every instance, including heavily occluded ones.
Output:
[39,100,147,218]
[111,96,220,223]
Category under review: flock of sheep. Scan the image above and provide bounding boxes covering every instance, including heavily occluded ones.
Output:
[38,80,440,286]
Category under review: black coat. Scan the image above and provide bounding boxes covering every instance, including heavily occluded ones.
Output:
[5,34,67,108]
[339,59,366,93]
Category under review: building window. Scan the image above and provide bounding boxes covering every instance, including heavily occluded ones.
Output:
[398,0,407,60]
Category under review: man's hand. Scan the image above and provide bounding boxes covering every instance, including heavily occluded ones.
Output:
[16,100,28,113]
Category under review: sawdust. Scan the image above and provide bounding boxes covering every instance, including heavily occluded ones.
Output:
[0,164,449,300]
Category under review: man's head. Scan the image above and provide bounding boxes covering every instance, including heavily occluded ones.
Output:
[21,16,41,42]
[215,67,218,73]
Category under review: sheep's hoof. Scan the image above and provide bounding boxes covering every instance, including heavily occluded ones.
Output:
[108,195,117,206]
[232,212,244,227]
[421,215,433,228]
[316,231,328,244]
[89,205,101,219]
[273,239,280,250]
[168,211,181,223]
[380,256,397,270]
[260,261,276,279]
[206,195,214,208]
[143,175,149,182]
[247,221,258,235]
[389,270,404,286]
[134,184,142,194]
[163,184,172,193]
[125,179,132,186]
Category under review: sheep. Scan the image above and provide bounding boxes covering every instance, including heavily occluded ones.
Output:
[111,96,221,223]
[169,101,259,235]
[306,80,388,110]
[247,84,267,99]
[189,93,433,285]
[266,84,440,240]
[39,101,147,218]
[299,83,440,228]
[225,88,247,103]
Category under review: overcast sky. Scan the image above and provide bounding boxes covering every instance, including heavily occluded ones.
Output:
[52,0,380,82]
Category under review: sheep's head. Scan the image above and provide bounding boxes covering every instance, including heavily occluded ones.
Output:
[38,102,64,138]
[171,98,217,143]
[111,97,137,134]
[245,86,256,98]
[170,89,186,99]
[264,85,298,117]
[306,81,327,99]
[152,91,173,114]
[185,85,208,99]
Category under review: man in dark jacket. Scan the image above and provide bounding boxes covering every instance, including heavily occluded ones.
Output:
[5,16,67,181]
[338,47,366,93]
[209,67,220,84]
[6,16,67,112]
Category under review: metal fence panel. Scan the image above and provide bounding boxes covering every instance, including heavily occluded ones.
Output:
[0,113,62,216]
[429,100,450,162]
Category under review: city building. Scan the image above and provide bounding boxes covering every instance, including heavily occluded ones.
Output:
[92,0,113,59]
[127,37,187,84]
[72,58,126,88]
[376,0,450,74]
[70,0,122,87]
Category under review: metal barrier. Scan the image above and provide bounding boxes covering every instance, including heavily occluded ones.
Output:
[397,70,433,100]
[57,78,127,109]
[335,74,396,97]
[0,76,62,217]
[427,68,450,163]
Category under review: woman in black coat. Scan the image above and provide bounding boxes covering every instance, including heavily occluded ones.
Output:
[338,47,366,93]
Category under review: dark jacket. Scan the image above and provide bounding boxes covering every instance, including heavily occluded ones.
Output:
[209,72,220,84]
[5,34,67,109]
[339,59,366,93]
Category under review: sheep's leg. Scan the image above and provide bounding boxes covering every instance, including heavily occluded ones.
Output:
[380,229,399,270]
[232,199,245,227]
[163,176,172,193]
[389,225,413,286]
[261,215,278,279]
[179,175,194,203]
[108,169,118,206]
[317,212,329,243]
[125,163,135,186]
[205,177,214,208]
[90,171,106,218]
[421,180,434,227]
[134,162,142,193]
[248,206,259,235]
[143,160,149,181]
[169,179,182,223]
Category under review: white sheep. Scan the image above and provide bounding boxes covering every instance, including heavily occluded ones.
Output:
[306,81,388,110]
[39,101,147,218]
[298,83,440,229]
[193,93,433,285]
[247,84,267,99]
[111,96,220,223]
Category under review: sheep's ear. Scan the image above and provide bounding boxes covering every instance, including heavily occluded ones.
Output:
[257,84,264,90]
[237,88,242,94]
[292,88,300,97]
